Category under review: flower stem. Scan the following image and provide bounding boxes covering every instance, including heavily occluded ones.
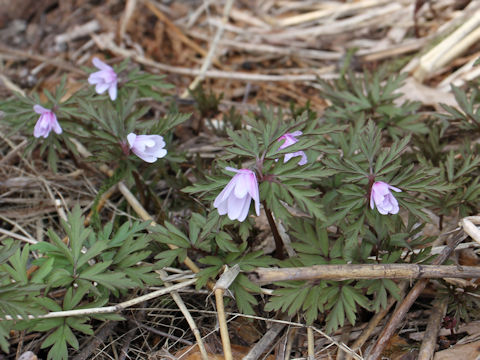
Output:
[262,201,285,259]
[132,170,147,208]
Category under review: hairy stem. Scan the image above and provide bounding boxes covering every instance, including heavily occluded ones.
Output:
[132,170,147,208]
[262,201,285,260]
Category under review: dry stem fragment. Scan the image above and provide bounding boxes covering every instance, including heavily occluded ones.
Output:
[418,297,448,360]
[413,10,480,82]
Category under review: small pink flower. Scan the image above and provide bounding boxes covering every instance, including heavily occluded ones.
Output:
[88,57,118,101]
[370,181,401,215]
[213,167,260,222]
[278,131,307,165]
[127,133,167,163]
[33,105,62,138]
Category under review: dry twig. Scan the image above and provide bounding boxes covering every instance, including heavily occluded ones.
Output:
[118,0,137,41]
[159,270,209,360]
[213,265,240,360]
[0,278,197,321]
[346,282,408,360]
[143,0,220,67]
[250,264,480,284]
[418,297,448,360]
[413,9,480,82]
[215,289,232,360]
[243,319,286,360]
[460,216,480,244]
[181,0,234,98]
[307,327,314,360]
[366,231,466,360]
[72,321,118,360]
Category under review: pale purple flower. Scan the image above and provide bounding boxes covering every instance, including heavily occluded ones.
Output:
[278,131,307,165]
[213,167,260,222]
[88,57,118,101]
[127,133,167,163]
[370,181,401,215]
[33,105,62,138]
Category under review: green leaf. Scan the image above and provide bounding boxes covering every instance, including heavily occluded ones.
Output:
[215,231,239,252]
[31,257,54,284]
[0,245,30,284]
[79,261,113,278]
[77,240,108,269]
[0,323,10,353]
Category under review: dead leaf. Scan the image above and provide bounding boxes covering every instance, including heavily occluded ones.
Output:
[395,77,457,111]
[382,335,411,359]
[18,351,38,360]
[434,339,480,360]
[175,343,275,360]
[230,317,263,344]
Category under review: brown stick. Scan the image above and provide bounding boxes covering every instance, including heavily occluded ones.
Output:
[307,327,315,360]
[72,321,118,360]
[417,297,448,360]
[0,45,86,75]
[337,326,352,360]
[243,320,286,360]
[143,0,221,68]
[159,270,209,360]
[119,307,146,360]
[126,317,192,345]
[89,35,337,83]
[250,263,479,284]
[181,0,234,98]
[366,231,466,360]
[346,282,408,360]
[215,288,233,360]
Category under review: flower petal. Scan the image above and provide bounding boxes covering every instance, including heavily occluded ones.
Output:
[95,82,110,94]
[33,104,48,114]
[225,166,239,173]
[233,173,249,198]
[371,181,400,215]
[214,177,237,207]
[92,57,111,71]
[214,168,260,221]
[136,137,156,149]
[215,197,228,215]
[131,148,157,163]
[388,184,402,192]
[52,117,62,134]
[108,84,117,101]
[247,173,260,216]
[237,195,253,222]
[298,151,308,165]
[127,133,137,148]
[33,116,48,138]
[227,194,248,221]
[88,71,104,84]
[377,205,389,215]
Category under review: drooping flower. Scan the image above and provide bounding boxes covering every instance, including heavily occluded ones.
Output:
[33,105,62,138]
[127,133,167,163]
[213,167,260,222]
[277,131,307,165]
[370,181,401,215]
[88,57,118,101]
